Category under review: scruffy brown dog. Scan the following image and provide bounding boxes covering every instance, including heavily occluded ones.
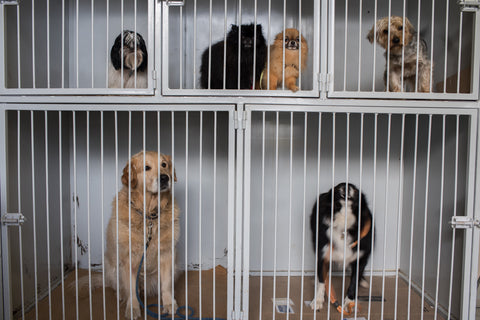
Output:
[260,28,308,92]
[367,16,432,93]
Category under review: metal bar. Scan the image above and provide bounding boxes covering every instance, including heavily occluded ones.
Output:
[199,111,203,320]
[312,112,322,318]
[44,111,52,320]
[32,0,36,88]
[87,111,93,318]
[158,111,163,319]
[420,115,433,320]
[282,0,286,90]
[222,0,227,90]
[30,111,39,320]
[357,0,362,91]
[372,0,378,91]
[16,5,21,88]
[171,111,175,320]
[433,115,446,320]
[91,0,94,88]
[252,0,258,90]
[242,109,251,318]
[193,0,197,89]
[266,0,271,90]
[367,113,378,320]
[258,111,266,320]
[298,0,302,90]
[207,0,212,89]
[456,12,464,93]
[443,0,450,93]
[115,111,120,320]
[415,0,422,92]
[343,0,348,91]
[286,112,293,320]
[401,0,406,91]
[227,108,235,320]
[179,6,183,89]
[407,114,420,320]
[380,114,392,319]
[429,0,435,92]
[105,0,109,88]
[299,112,307,319]
[120,0,124,89]
[213,111,217,320]
[272,111,279,320]
[61,0,65,88]
[128,111,132,319]
[340,113,350,315]
[134,0,137,89]
[394,114,406,320]
[18,111,25,320]
[327,112,336,320]
[143,111,147,320]
[73,111,78,320]
[101,111,106,320]
[386,5,392,92]
[76,0,79,88]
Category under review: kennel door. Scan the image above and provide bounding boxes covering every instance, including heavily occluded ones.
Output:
[326,0,480,100]
[161,0,321,97]
[0,0,155,95]
[242,105,478,320]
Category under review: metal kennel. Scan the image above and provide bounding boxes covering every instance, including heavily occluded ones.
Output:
[0,0,480,320]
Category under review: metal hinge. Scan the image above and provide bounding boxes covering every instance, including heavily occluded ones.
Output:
[449,216,480,229]
[458,0,480,11]
[234,110,247,130]
[319,73,332,93]
[1,213,25,226]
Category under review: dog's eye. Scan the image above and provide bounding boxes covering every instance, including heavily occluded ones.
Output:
[161,162,167,168]
[145,166,151,171]
[296,37,299,42]
[383,29,388,34]
[285,37,289,42]
[398,26,403,31]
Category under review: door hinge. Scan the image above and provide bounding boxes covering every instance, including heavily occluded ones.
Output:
[1,213,25,226]
[319,73,332,93]
[449,216,480,229]
[234,110,247,130]
[458,0,480,12]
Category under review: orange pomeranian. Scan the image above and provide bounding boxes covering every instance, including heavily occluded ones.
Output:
[260,28,308,92]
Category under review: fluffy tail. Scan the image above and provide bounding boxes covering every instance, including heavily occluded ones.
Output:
[68,272,107,298]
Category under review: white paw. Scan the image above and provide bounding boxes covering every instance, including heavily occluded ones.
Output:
[125,303,141,320]
[310,282,325,311]
[343,296,359,314]
[360,278,369,288]
[163,299,178,315]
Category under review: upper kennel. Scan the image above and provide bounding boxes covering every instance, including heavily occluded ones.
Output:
[0,0,478,99]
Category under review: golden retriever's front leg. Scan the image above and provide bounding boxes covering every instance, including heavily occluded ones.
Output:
[160,254,178,315]
[120,263,141,320]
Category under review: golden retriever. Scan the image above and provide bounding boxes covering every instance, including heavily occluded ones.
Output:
[77,151,179,319]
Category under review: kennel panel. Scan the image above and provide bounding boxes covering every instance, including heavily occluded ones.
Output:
[328,0,480,100]
[243,106,476,320]
[0,107,236,320]
[0,0,154,94]
[162,0,320,97]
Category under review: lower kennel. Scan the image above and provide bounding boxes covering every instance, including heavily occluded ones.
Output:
[0,105,478,320]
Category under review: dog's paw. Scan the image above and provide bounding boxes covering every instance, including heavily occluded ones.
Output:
[310,295,324,311]
[360,277,369,288]
[343,297,360,314]
[163,299,178,315]
[289,85,299,92]
[124,303,141,320]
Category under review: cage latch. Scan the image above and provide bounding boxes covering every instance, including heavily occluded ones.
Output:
[0,0,19,5]
[319,73,332,93]
[458,0,480,12]
[164,0,184,6]
[449,216,480,229]
[1,213,25,226]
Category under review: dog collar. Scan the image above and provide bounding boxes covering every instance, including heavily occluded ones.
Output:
[130,201,159,221]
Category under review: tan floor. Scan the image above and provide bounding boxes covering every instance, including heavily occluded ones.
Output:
[24,269,448,320]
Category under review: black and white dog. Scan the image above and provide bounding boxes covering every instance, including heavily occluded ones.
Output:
[108,30,148,88]
[309,183,373,312]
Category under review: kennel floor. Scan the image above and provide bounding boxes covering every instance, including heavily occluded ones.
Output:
[23,268,446,320]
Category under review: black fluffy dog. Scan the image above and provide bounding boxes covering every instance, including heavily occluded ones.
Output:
[309,183,373,313]
[200,24,267,89]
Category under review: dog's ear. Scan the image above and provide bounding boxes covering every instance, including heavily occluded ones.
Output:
[164,155,177,182]
[403,17,415,35]
[137,33,148,72]
[122,160,138,188]
[110,33,123,70]
[367,25,376,43]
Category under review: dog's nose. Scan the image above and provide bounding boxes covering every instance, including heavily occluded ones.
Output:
[392,37,400,44]
[289,40,297,46]
[160,174,169,185]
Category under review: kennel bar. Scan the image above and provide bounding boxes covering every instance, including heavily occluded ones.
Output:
[0,105,236,320]
[243,104,478,320]
[0,0,155,95]
[328,0,480,100]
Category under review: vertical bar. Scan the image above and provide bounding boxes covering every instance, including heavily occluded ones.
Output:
[73,111,78,320]
[193,0,197,89]
[46,0,51,86]
[415,0,422,92]
[213,111,217,319]
[456,12,464,93]
[207,0,212,89]
[401,0,406,91]
[44,111,52,320]
[62,0,65,88]
[327,113,336,320]
[17,111,25,320]
[371,0,378,91]
[171,111,175,320]
[32,0,36,88]
[354,113,365,320]
[286,112,293,320]
[0,110,11,319]
[447,115,459,320]
[115,111,120,320]
[227,108,235,320]
[16,6,21,88]
[433,115,446,320]
[101,111,106,320]
[429,0,435,92]
[143,112,147,320]
[386,5,392,92]
[134,0,137,88]
[298,0,302,90]
[258,112,265,320]
[158,111,163,319]
[199,111,203,320]
[367,113,378,320]
[299,112,308,319]
[340,113,350,314]
[357,0,362,91]
[252,0,258,90]
[57,111,65,319]
[222,0,227,89]
[443,0,450,93]
[238,1,243,90]
[30,111,39,320]
[380,114,392,319]
[76,0,79,88]
[343,0,348,91]
[105,0,109,88]
[272,111,279,320]
[312,112,322,318]
[266,0,271,89]
[87,111,93,318]
[394,114,406,320]
[282,0,286,90]
[407,114,420,320]
[91,0,94,88]
[128,111,132,319]
[420,115,433,320]
[120,0,124,88]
